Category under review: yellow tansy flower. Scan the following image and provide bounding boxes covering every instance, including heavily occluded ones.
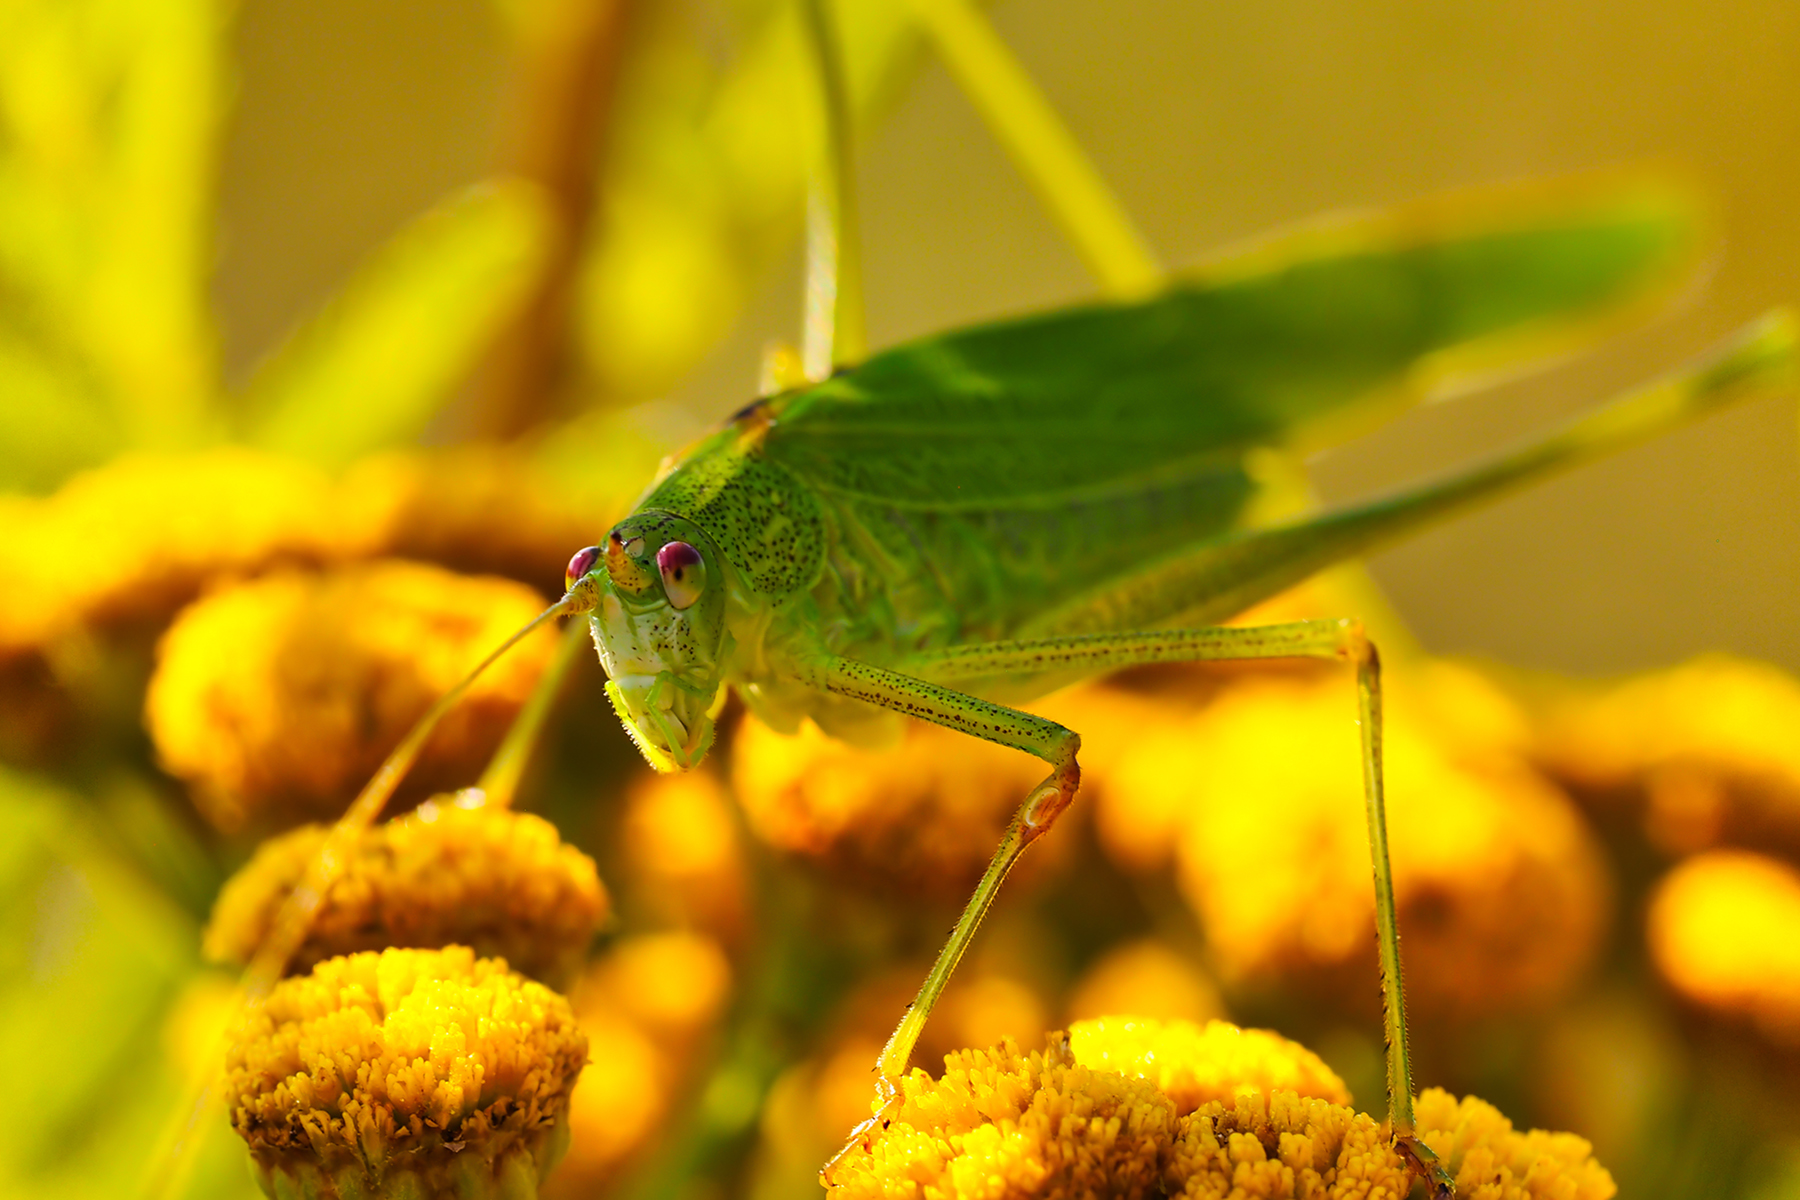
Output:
[827,1020,1616,1200]
[1063,940,1225,1028]
[1166,1087,1614,1200]
[1092,669,1607,1016]
[341,444,621,600]
[1533,655,1800,857]
[225,945,587,1200]
[145,560,557,831]
[621,771,748,940]
[1647,850,1800,1044]
[551,933,735,1194]
[826,1031,1177,1200]
[203,794,607,987]
[732,713,1052,897]
[0,449,351,661]
[1162,1089,1408,1200]
[1068,1017,1349,1114]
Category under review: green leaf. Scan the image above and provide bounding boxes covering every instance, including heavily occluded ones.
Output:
[0,767,209,1195]
[0,0,227,449]
[242,179,557,466]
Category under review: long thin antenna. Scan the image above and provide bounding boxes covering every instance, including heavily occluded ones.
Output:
[244,596,575,994]
[144,595,576,1200]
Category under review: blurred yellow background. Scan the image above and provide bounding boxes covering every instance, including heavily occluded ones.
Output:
[7,3,1800,1198]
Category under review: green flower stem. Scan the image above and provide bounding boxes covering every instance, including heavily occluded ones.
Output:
[478,617,588,808]
[800,0,867,379]
[910,0,1160,298]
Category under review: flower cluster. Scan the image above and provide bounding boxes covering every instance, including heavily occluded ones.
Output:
[826,1017,1616,1200]
[1072,662,1609,1017]
[146,561,558,831]
[204,794,608,988]
[0,450,349,661]
[550,932,734,1194]
[1534,655,1800,858]
[619,771,748,941]
[732,711,1053,897]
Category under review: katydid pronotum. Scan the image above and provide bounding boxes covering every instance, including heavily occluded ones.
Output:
[226,163,1797,1198]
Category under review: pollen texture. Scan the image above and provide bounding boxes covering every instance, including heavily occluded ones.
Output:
[225,945,587,1200]
[203,797,606,988]
[1068,1016,1350,1114]
[825,1031,1177,1200]
[825,1019,1616,1200]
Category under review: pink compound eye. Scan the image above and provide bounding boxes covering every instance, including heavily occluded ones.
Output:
[564,545,601,590]
[656,541,705,610]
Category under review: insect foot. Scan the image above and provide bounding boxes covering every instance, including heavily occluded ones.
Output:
[819,1077,902,1188]
[820,1018,1613,1200]
[1398,1134,1458,1200]
[1020,756,1082,843]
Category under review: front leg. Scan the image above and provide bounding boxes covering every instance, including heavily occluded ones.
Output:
[804,655,1079,1183]
[812,623,1452,1197]
[795,655,1082,1085]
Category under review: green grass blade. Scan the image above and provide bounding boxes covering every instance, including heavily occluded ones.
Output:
[1026,310,1796,636]
[241,180,555,466]
[0,0,227,450]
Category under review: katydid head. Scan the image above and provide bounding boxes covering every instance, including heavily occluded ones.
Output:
[564,513,728,773]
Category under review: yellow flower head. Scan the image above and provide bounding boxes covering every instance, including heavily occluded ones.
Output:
[226,945,587,1200]
[1647,849,1800,1044]
[1534,655,1800,857]
[1168,1088,1614,1200]
[0,449,350,661]
[1090,668,1607,1017]
[827,1018,1616,1200]
[1069,1017,1349,1114]
[732,713,1051,897]
[203,795,608,988]
[341,445,622,601]
[145,560,557,831]
[826,1031,1178,1200]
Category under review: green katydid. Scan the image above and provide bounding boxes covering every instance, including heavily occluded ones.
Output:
[243,177,1794,1197]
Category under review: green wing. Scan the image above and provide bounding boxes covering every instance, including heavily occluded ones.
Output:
[764,176,1700,511]
[674,178,1705,648]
